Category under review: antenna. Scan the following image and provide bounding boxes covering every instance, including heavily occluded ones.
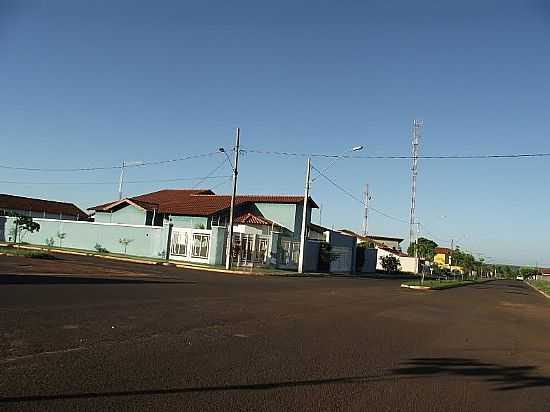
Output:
[409,120,423,255]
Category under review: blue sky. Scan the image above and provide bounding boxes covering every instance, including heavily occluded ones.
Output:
[1,0,549,265]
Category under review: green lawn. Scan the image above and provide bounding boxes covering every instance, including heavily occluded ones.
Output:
[0,246,58,259]
[528,280,550,295]
[403,279,485,290]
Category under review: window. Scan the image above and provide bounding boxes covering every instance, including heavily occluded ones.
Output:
[192,233,210,259]
[171,231,188,256]
[291,242,301,265]
[281,240,291,265]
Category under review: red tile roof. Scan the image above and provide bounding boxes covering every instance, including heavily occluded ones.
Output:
[434,247,453,255]
[234,212,278,226]
[0,193,88,218]
[91,189,318,217]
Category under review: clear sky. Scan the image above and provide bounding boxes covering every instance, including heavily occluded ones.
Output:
[1,0,549,266]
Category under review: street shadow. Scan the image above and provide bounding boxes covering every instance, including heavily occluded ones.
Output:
[393,357,550,391]
[0,274,193,285]
[2,358,549,404]
[0,374,389,404]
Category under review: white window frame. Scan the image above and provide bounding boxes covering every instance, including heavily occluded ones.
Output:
[171,231,188,256]
[192,233,210,259]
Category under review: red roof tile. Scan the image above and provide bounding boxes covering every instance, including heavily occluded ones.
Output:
[91,189,317,216]
[0,193,88,218]
[234,212,278,226]
[435,247,453,255]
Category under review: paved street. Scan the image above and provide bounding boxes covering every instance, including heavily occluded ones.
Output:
[1,265,550,411]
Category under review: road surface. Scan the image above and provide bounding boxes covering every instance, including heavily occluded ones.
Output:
[1,267,549,411]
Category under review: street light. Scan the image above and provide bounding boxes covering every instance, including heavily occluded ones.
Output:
[312,145,364,182]
[298,145,364,274]
[219,130,241,270]
[118,161,144,200]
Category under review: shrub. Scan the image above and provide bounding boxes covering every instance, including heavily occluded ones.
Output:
[380,255,401,273]
[94,243,109,254]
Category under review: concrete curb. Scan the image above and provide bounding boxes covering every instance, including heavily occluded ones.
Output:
[401,284,431,290]
[401,279,494,291]
[527,281,550,300]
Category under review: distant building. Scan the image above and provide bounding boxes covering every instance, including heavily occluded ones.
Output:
[339,230,403,251]
[0,194,88,221]
[433,247,464,274]
[536,268,550,281]
[338,229,420,273]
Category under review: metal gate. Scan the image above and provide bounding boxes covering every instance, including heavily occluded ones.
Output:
[329,246,353,273]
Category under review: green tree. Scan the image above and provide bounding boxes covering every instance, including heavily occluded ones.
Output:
[119,238,133,254]
[56,231,66,247]
[519,267,539,279]
[380,255,401,273]
[13,215,40,243]
[407,237,438,260]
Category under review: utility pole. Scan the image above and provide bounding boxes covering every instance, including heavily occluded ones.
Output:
[225,128,241,270]
[363,184,370,236]
[409,120,422,273]
[118,161,126,200]
[298,157,312,274]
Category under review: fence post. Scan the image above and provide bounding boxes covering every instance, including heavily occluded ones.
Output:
[165,223,173,261]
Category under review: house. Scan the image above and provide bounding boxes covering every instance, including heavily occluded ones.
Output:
[363,234,404,251]
[304,223,358,273]
[340,229,420,274]
[0,193,89,221]
[89,189,318,268]
[536,268,550,281]
[433,247,464,274]
[339,230,403,251]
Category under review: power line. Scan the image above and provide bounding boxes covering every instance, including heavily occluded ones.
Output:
[242,148,550,160]
[0,152,219,172]
[192,157,229,189]
[311,165,409,224]
[209,176,233,192]
[0,176,230,186]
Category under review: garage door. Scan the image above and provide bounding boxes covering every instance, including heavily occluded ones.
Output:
[329,247,353,273]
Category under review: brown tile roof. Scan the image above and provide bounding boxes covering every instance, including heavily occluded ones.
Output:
[434,247,453,255]
[339,229,410,256]
[366,234,404,242]
[234,212,278,226]
[90,189,318,217]
[0,193,88,218]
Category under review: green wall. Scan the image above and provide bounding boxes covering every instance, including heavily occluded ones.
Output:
[168,215,208,229]
[94,206,147,226]
[0,216,168,258]
[254,203,296,232]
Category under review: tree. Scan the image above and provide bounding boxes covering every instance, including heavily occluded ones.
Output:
[119,238,133,254]
[13,215,40,243]
[407,237,438,260]
[519,267,539,280]
[56,232,66,247]
[380,255,401,273]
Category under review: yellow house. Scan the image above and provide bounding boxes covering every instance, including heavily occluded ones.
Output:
[434,247,464,274]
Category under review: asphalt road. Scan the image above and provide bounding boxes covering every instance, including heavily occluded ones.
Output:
[1,267,550,411]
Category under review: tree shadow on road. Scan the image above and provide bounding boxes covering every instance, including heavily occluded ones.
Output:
[2,358,548,404]
[0,274,193,285]
[393,357,550,391]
